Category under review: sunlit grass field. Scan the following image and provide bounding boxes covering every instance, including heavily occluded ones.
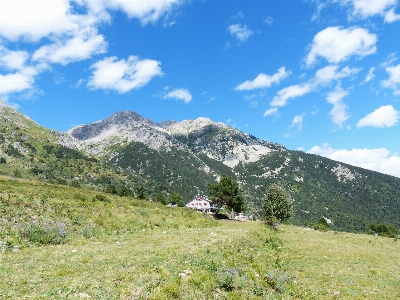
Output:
[0,177,399,299]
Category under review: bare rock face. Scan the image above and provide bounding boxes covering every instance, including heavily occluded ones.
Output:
[60,111,187,156]
[163,119,285,168]
[156,120,177,129]
[70,111,154,140]
[60,111,286,167]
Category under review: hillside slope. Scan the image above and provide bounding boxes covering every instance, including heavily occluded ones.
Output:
[1,177,398,299]
[0,102,399,233]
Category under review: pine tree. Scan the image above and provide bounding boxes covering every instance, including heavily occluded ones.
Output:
[208,174,245,214]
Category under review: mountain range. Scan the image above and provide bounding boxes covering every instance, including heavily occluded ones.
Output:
[1,99,399,232]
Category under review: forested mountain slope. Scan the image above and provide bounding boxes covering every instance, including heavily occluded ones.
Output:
[1,102,399,233]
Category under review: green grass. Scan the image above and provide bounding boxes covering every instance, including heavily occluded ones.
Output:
[279,226,400,299]
[0,177,398,299]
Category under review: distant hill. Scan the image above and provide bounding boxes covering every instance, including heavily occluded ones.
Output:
[0,101,399,232]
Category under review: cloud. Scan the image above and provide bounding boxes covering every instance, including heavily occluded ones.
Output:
[0,0,184,42]
[326,86,349,128]
[88,0,183,25]
[0,0,74,41]
[356,105,399,128]
[264,16,274,25]
[163,88,192,103]
[338,0,400,22]
[381,63,400,94]
[364,67,375,82]
[290,114,305,129]
[0,0,184,98]
[32,30,107,65]
[271,84,312,107]
[0,47,29,71]
[311,1,328,22]
[87,56,163,93]
[267,64,360,113]
[0,72,34,95]
[284,113,305,137]
[351,0,396,17]
[384,7,400,22]
[306,26,377,65]
[228,24,254,43]
[0,45,49,96]
[235,67,290,91]
[315,65,361,84]
[263,107,278,117]
[308,143,400,177]
[0,47,45,96]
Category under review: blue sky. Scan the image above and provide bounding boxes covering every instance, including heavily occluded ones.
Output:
[1,0,400,177]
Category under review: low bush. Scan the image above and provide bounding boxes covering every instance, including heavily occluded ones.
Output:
[92,194,110,202]
[367,223,399,238]
[21,221,68,246]
[305,217,330,231]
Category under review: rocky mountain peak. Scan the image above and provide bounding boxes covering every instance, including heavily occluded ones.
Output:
[68,110,153,141]
[165,117,228,136]
[156,120,177,129]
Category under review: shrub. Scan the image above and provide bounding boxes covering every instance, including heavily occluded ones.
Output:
[13,169,22,178]
[21,221,68,246]
[216,268,245,291]
[153,193,167,204]
[69,180,81,188]
[265,216,280,230]
[265,270,289,293]
[367,223,399,238]
[305,218,330,231]
[92,194,110,202]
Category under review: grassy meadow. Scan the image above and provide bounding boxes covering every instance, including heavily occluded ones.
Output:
[0,176,399,299]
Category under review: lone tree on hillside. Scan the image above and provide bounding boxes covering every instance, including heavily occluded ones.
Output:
[208,174,245,214]
[263,185,294,225]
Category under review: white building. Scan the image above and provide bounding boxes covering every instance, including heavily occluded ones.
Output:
[186,194,213,212]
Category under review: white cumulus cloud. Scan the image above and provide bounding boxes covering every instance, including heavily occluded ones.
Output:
[0,47,29,71]
[306,26,377,66]
[357,105,399,128]
[326,86,349,128]
[163,88,192,103]
[0,0,184,98]
[290,114,305,129]
[351,0,397,18]
[285,113,305,137]
[87,56,163,93]
[337,0,400,22]
[315,65,361,84]
[0,0,74,41]
[384,7,400,22]
[263,107,278,117]
[308,143,400,178]
[235,67,290,91]
[271,84,312,107]
[87,0,183,25]
[0,72,34,95]
[228,24,254,43]
[381,63,400,94]
[32,29,107,65]
[364,67,375,82]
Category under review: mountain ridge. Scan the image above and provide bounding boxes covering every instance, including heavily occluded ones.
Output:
[0,102,399,232]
